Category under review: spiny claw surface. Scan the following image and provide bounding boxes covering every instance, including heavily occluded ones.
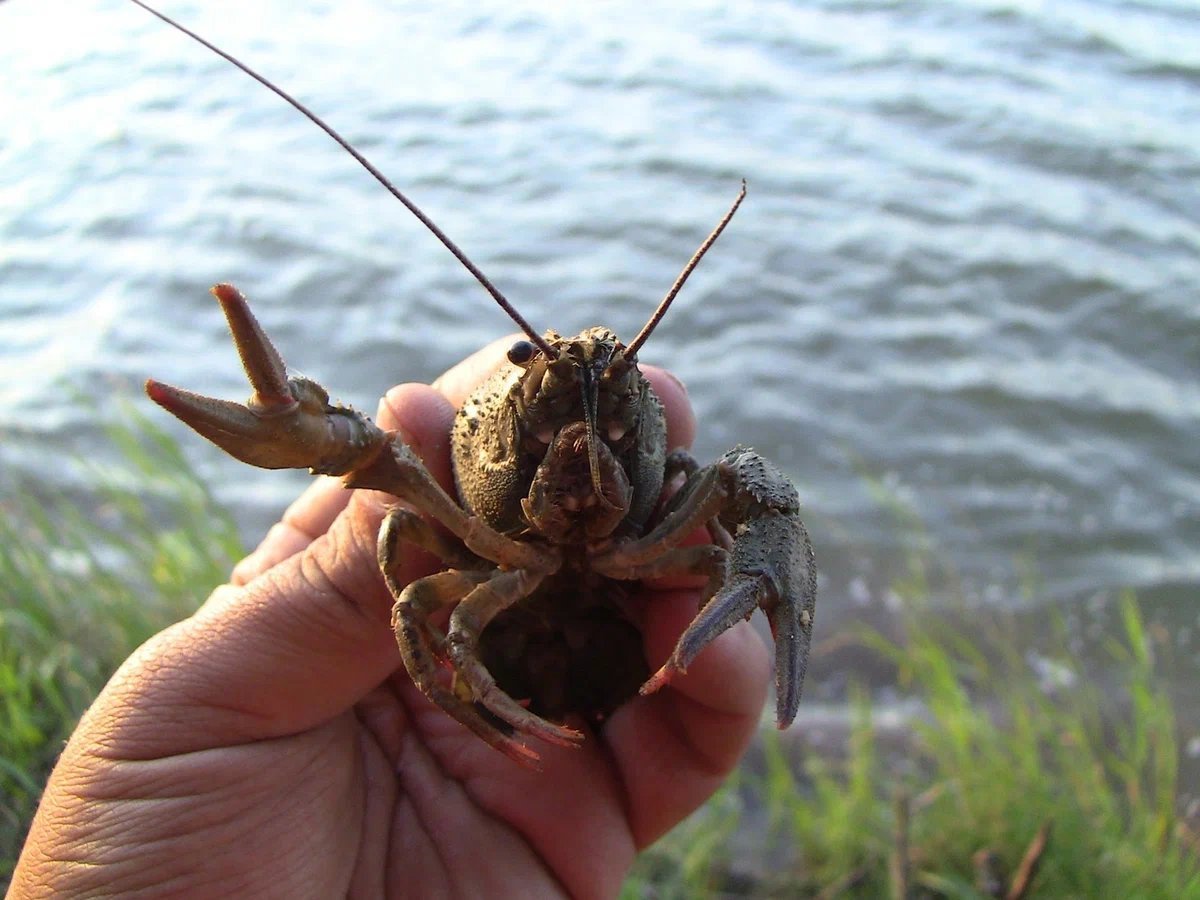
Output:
[639,447,817,728]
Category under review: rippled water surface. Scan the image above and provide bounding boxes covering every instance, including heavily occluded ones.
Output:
[2,1,1198,671]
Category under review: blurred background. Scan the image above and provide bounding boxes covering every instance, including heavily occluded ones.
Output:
[1,0,1197,738]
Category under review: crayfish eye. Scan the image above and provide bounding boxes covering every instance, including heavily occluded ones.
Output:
[507,339,537,365]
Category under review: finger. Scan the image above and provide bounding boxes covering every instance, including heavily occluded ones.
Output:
[641,364,696,452]
[378,383,458,492]
[431,335,514,406]
[604,588,769,847]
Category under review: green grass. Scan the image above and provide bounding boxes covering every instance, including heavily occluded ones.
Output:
[626,592,1199,897]
[0,409,243,880]
[3,413,1198,896]
[630,474,1199,896]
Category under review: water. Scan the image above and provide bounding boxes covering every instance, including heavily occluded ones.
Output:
[2,1,1198,686]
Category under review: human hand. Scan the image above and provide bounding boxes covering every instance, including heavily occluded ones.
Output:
[10,339,769,899]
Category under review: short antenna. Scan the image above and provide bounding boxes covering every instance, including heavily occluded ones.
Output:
[626,180,746,357]
[126,0,556,358]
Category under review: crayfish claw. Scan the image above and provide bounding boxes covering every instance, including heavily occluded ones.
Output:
[637,447,817,728]
[145,284,386,474]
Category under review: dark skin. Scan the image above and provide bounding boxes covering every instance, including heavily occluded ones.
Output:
[10,339,770,899]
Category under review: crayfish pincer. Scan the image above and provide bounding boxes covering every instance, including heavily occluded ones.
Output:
[140,5,817,767]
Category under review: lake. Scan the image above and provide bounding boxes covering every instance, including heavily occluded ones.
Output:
[1,0,1197,720]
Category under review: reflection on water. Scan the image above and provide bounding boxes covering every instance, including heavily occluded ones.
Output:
[1,0,1197,667]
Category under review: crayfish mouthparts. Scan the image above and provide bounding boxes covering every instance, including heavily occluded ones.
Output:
[522,422,633,542]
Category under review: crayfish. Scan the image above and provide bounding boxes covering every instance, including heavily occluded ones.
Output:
[136,0,817,765]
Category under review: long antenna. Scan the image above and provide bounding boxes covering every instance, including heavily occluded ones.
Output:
[127,0,556,358]
[626,180,746,357]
